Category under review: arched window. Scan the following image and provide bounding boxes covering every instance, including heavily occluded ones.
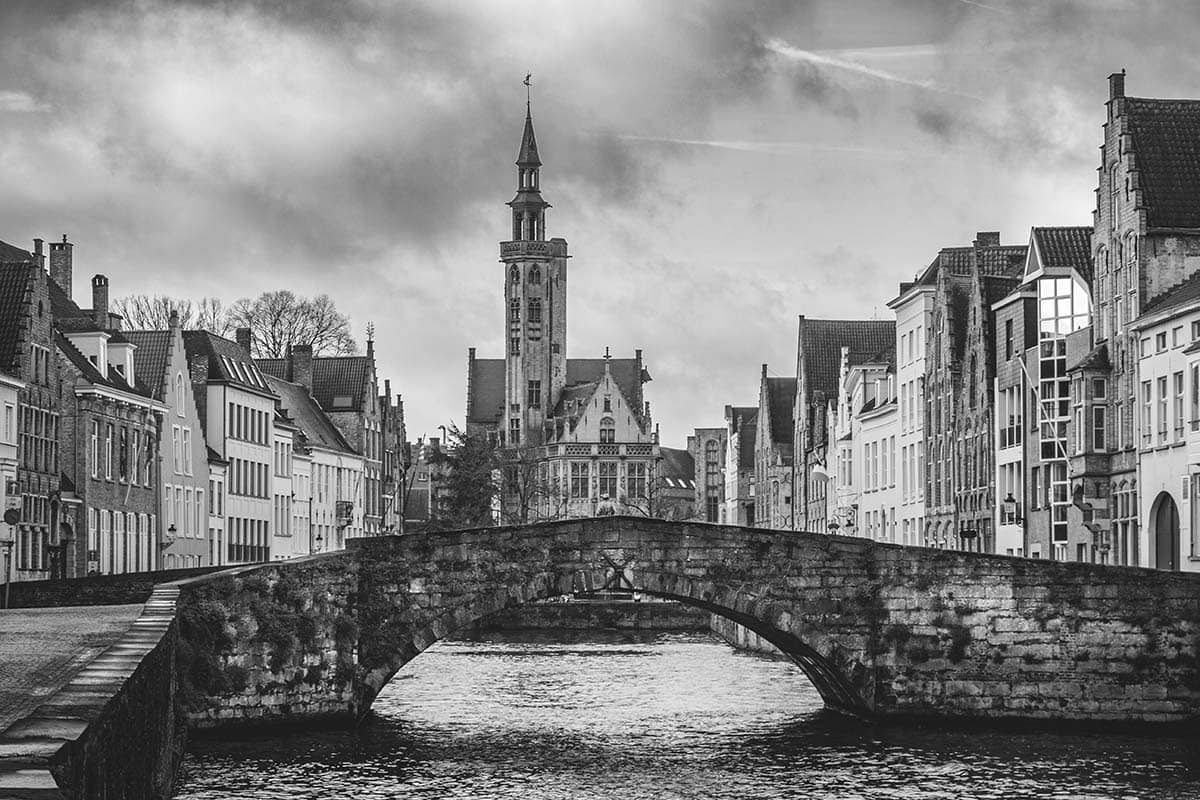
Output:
[175,373,186,417]
[528,297,542,324]
[599,416,615,444]
[509,297,520,322]
[529,265,541,284]
[509,265,520,283]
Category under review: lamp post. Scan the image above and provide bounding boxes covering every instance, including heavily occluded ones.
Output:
[2,507,18,610]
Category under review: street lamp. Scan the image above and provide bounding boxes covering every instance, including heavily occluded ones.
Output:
[1,507,17,610]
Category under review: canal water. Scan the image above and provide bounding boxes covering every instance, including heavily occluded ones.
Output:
[176,630,1200,799]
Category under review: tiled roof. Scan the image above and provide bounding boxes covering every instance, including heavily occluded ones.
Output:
[466,355,649,427]
[765,377,797,445]
[1069,342,1111,372]
[55,331,136,393]
[0,240,33,264]
[182,331,273,393]
[124,330,172,401]
[1140,268,1200,317]
[1125,97,1200,229]
[799,318,896,404]
[659,447,695,487]
[467,357,506,424]
[256,355,372,412]
[1032,226,1093,285]
[566,358,647,410]
[49,280,146,396]
[975,245,1027,278]
[551,381,598,420]
[264,374,355,454]
[0,262,32,373]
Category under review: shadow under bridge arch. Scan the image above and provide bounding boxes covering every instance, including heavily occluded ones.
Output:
[353,565,874,720]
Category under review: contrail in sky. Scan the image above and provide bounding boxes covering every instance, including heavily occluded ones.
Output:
[766,39,980,100]
[617,134,908,158]
[957,0,1012,12]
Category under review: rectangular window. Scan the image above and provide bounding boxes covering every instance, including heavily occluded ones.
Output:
[119,427,128,482]
[105,424,113,479]
[1092,405,1106,452]
[1193,364,1200,432]
[1175,371,1185,440]
[1005,318,1013,360]
[183,428,193,474]
[598,461,617,500]
[510,337,520,355]
[1031,467,1041,510]
[508,417,520,445]
[1158,376,1169,442]
[1157,332,1168,352]
[89,421,98,478]
[570,462,588,499]
[1142,381,1153,446]
[172,425,181,474]
[527,380,541,409]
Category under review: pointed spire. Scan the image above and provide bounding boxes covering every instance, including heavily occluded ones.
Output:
[517,74,541,167]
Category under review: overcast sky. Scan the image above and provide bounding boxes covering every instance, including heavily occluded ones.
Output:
[1,0,1197,445]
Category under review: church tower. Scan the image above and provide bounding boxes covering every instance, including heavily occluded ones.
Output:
[500,96,568,446]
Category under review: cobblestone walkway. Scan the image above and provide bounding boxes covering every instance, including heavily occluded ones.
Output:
[0,604,142,732]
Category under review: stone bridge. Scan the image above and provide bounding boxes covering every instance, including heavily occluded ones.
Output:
[176,516,1200,730]
[7,517,1200,798]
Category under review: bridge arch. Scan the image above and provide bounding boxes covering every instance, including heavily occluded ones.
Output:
[355,565,872,718]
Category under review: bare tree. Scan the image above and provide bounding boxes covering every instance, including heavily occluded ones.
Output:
[113,294,232,334]
[227,291,356,357]
[498,445,561,524]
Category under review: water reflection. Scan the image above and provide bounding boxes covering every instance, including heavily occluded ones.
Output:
[177,630,1200,800]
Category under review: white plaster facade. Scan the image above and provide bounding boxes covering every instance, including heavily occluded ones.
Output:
[888,277,933,546]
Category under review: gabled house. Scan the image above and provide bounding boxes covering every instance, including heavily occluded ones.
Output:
[723,405,757,527]
[793,316,896,535]
[754,365,796,530]
[127,311,213,568]
[50,261,167,577]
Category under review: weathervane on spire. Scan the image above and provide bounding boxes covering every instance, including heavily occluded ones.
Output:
[524,72,532,111]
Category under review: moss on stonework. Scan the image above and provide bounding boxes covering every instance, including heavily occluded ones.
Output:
[177,569,349,712]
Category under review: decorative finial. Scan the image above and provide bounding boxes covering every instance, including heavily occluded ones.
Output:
[604,346,611,361]
[366,321,376,342]
[524,73,532,114]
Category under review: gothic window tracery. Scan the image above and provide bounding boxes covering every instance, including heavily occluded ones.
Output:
[529,265,541,283]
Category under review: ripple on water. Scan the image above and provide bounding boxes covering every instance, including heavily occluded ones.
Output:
[176,631,1200,800]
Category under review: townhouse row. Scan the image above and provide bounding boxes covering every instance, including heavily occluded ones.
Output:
[0,237,407,582]
[692,72,1200,572]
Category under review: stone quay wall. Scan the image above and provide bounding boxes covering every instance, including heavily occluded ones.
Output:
[0,586,183,800]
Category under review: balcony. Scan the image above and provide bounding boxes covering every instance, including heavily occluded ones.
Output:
[500,239,568,260]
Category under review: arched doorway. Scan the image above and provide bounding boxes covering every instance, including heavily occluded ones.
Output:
[1151,492,1180,571]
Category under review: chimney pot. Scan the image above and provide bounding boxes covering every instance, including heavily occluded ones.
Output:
[235,327,252,356]
[91,274,109,330]
[291,343,314,390]
[1109,70,1125,100]
[49,236,73,298]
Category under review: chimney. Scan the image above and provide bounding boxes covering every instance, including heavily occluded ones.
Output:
[1109,69,1125,100]
[169,308,179,330]
[291,343,313,390]
[32,239,43,269]
[49,235,72,297]
[91,274,109,330]
[973,231,1000,248]
[761,363,768,380]
[235,327,252,356]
